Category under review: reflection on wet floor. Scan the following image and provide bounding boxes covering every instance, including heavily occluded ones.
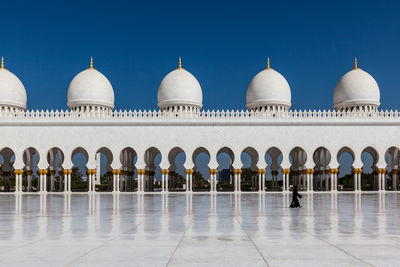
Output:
[1,193,400,266]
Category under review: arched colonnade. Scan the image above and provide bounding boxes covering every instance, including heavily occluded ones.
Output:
[1,145,399,193]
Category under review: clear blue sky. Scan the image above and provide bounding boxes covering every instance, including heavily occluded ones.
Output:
[2,0,400,111]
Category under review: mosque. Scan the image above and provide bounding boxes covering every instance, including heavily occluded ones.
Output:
[0,56,399,194]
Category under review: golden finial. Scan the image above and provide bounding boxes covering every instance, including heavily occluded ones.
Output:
[353,57,358,70]
[178,57,182,69]
[1,57,4,69]
[90,57,94,69]
[264,57,273,70]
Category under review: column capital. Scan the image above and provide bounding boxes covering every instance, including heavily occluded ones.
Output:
[377,168,387,174]
[14,169,23,175]
[49,170,56,175]
[209,169,218,175]
[26,170,33,175]
[392,169,398,175]
[185,169,193,175]
[136,169,145,175]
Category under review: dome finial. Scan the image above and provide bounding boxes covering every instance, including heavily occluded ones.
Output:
[264,57,273,70]
[0,57,4,69]
[178,57,182,69]
[90,57,94,69]
[353,57,358,70]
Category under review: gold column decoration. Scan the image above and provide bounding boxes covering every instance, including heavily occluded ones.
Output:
[282,169,290,175]
[376,168,386,174]
[136,169,145,175]
[392,169,398,175]
[14,169,24,175]
[209,169,218,175]
[185,169,194,175]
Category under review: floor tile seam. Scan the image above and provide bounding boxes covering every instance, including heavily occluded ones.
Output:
[350,222,400,245]
[234,216,270,267]
[279,217,375,267]
[165,216,194,267]
[64,221,144,267]
[0,226,72,256]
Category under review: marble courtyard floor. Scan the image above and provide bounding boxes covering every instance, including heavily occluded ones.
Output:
[0,193,399,266]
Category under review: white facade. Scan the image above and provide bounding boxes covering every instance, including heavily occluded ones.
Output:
[0,58,398,194]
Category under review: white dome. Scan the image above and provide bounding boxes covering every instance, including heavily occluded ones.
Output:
[333,67,380,110]
[67,68,114,110]
[246,67,291,110]
[0,67,27,110]
[157,67,203,110]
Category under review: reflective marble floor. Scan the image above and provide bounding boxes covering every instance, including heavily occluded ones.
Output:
[0,193,399,266]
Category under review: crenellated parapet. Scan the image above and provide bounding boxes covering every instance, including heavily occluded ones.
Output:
[1,108,400,121]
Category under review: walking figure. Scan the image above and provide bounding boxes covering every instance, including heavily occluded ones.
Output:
[290,185,302,208]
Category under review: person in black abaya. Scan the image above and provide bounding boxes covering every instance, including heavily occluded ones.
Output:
[290,185,302,208]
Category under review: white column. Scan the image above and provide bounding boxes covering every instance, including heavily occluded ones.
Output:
[165,170,169,192]
[19,172,23,192]
[44,170,48,192]
[209,169,215,192]
[332,169,338,192]
[258,171,262,192]
[92,170,96,192]
[137,170,141,192]
[14,170,20,192]
[68,172,71,192]
[189,170,193,192]
[88,171,92,192]
[354,170,358,191]
[237,170,241,192]
[15,171,20,192]
[185,170,189,192]
[117,170,122,192]
[140,170,146,192]
[112,170,116,192]
[358,172,362,191]
[64,170,68,192]
[162,170,166,192]
[234,172,237,192]
[262,171,266,191]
